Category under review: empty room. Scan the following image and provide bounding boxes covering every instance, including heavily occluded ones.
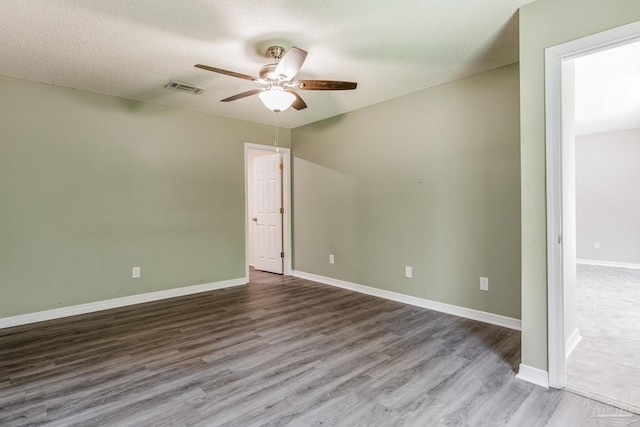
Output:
[2,1,640,426]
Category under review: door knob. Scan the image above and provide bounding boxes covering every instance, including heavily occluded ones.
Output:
[252,217,258,221]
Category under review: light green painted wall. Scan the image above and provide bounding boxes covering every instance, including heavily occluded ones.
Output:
[0,75,289,318]
[291,64,521,319]
[519,0,640,370]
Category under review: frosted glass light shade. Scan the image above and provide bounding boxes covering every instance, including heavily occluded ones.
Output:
[258,89,295,112]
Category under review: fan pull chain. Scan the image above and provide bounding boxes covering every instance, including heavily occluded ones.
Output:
[274,111,280,152]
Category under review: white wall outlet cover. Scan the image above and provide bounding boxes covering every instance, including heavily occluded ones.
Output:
[405,266,412,278]
[132,267,141,278]
[594,241,600,249]
[329,254,335,264]
[480,277,489,291]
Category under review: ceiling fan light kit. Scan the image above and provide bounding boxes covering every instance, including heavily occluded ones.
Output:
[195,45,357,112]
[258,88,296,112]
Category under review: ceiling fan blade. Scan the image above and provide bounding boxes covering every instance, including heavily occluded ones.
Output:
[220,89,262,102]
[289,91,307,110]
[194,64,258,81]
[296,80,357,90]
[274,47,308,81]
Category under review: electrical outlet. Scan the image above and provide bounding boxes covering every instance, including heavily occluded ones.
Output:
[405,266,412,278]
[480,277,489,291]
[329,254,335,264]
[594,241,600,249]
[132,267,141,278]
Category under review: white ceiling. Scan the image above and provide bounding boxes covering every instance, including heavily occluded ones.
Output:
[575,40,640,136]
[0,1,532,129]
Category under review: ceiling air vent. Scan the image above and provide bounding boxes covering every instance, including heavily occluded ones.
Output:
[164,80,204,94]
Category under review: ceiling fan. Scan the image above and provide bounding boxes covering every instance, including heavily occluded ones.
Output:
[195,46,357,112]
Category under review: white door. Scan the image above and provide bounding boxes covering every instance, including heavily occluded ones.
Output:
[253,153,283,274]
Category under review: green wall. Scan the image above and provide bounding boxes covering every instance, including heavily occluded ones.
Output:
[291,64,521,319]
[0,75,289,318]
[519,0,640,370]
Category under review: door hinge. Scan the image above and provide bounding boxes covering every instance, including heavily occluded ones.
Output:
[280,207,284,214]
[279,162,284,170]
[281,252,285,258]
[558,234,563,244]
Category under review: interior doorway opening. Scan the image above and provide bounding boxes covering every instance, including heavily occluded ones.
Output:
[545,20,640,407]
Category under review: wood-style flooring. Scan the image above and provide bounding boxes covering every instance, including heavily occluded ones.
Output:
[1,269,636,426]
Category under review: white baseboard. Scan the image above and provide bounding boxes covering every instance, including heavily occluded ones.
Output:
[577,259,640,270]
[291,270,521,331]
[0,277,247,329]
[565,328,582,360]
[516,364,549,388]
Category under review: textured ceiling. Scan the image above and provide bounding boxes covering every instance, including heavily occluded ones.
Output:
[0,1,532,129]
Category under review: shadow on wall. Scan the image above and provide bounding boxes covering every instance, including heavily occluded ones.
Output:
[292,157,361,281]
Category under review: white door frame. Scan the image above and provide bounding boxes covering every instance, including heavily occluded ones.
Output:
[244,143,292,280]
[545,21,640,389]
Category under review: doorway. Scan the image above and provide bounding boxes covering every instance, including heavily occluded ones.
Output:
[245,143,292,280]
[545,20,640,402]
[566,43,640,408]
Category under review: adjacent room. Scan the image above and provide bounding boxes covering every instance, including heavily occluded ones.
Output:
[564,40,640,409]
[1,1,640,425]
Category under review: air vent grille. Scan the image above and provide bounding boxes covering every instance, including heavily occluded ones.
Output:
[164,80,204,94]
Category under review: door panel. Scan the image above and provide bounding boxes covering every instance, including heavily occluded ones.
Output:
[253,153,283,274]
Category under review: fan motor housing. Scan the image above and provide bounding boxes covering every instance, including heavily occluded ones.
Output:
[259,63,279,81]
